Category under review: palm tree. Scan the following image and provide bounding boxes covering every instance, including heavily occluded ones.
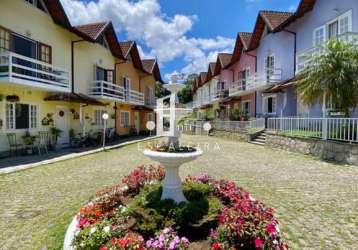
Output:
[297,38,358,117]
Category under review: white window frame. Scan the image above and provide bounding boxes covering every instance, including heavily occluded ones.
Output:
[5,102,39,131]
[94,109,107,126]
[120,111,130,128]
[313,25,326,46]
[263,94,277,115]
[146,112,154,122]
[242,100,251,115]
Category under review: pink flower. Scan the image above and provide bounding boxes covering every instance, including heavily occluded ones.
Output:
[254,238,264,249]
[266,223,277,235]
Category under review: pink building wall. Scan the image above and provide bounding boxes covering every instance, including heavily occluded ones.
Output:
[229,49,257,83]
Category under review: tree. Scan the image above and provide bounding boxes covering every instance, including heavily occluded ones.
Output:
[177,75,196,104]
[297,39,358,117]
[155,81,170,98]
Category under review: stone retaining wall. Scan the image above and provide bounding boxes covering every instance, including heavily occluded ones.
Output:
[210,130,248,142]
[266,133,358,165]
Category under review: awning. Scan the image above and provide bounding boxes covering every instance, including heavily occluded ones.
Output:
[263,78,297,93]
[219,96,241,104]
[44,93,107,106]
[132,105,154,111]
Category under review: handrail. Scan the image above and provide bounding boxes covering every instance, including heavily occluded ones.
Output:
[0,51,70,91]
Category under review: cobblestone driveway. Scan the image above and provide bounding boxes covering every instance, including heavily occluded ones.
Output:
[0,135,357,249]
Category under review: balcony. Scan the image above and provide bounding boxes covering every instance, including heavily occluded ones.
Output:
[296,32,358,73]
[229,79,247,96]
[145,96,156,108]
[0,52,70,92]
[235,69,282,93]
[125,89,144,105]
[89,80,125,102]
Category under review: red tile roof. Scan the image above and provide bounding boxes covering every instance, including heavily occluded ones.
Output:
[74,22,109,40]
[141,59,164,83]
[218,53,232,68]
[43,0,72,29]
[274,0,316,31]
[239,32,252,50]
[249,10,293,50]
[200,72,207,85]
[230,32,252,66]
[260,11,293,30]
[119,41,134,58]
[141,59,156,73]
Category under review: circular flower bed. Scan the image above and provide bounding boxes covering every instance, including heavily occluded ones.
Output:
[70,165,287,250]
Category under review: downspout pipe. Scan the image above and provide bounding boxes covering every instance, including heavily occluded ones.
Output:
[113,60,127,133]
[282,29,297,73]
[245,51,257,117]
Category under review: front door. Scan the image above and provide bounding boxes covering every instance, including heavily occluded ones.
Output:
[134,111,140,134]
[55,106,69,147]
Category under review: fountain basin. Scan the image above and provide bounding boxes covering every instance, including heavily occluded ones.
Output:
[143,148,202,203]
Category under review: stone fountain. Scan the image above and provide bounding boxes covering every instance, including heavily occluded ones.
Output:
[143,78,202,203]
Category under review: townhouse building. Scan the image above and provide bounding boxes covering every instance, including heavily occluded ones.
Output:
[227,32,257,118]
[277,0,358,117]
[192,0,357,121]
[0,0,162,153]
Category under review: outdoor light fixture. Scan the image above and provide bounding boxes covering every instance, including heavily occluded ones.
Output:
[102,113,109,149]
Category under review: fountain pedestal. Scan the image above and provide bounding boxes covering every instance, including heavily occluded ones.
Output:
[143,149,202,203]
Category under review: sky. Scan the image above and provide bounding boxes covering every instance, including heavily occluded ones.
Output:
[60,0,300,80]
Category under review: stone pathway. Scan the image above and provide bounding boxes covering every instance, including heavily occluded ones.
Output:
[0,135,357,249]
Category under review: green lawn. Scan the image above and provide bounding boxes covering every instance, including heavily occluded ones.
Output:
[0,135,357,249]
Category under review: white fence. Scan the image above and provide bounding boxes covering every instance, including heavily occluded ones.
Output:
[267,117,358,143]
[0,51,70,92]
[179,118,265,134]
[89,80,125,101]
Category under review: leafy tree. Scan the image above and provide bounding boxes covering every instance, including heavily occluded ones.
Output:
[155,81,170,98]
[177,75,196,104]
[297,39,358,117]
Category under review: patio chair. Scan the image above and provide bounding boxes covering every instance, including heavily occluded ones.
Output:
[6,133,23,157]
[36,131,49,156]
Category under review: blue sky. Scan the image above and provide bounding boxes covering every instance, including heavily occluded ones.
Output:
[62,0,300,80]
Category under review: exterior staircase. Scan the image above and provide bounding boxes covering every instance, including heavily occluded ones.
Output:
[250,130,267,146]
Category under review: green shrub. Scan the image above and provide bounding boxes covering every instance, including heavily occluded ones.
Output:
[128,183,222,240]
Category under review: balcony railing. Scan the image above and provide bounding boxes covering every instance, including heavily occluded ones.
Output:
[145,96,156,107]
[0,51,70,92]
[89,80,125,101]
[125,89,144,105]
[296,32,358,73]
[246,68,282,90]
[229,79,247,96]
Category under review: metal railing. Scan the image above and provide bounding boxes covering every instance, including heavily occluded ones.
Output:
[296,32,358,73]
[229,79,247,96]
[267,117,358,143]
[0,51,70,92]
[125,89,144,105]
[89,80,125,101]
[145,96,156,107]
[246,68,282,89]
[179,118,265,134]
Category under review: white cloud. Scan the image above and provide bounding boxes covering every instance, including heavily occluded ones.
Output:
[60,0,234,77]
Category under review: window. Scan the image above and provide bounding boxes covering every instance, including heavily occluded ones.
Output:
[328,21,339,39]
[145,86,154,105]
[120,111,130,128]
[266,54,275,81]
[106,70,114,83]
[313,26,325,46]
[0,27,10,53]
[338,10,352,35]
[264,96,277,115]
[5,103,38,130]
[94,110,107,126]
[123,77,131,101]
[242,101,251,116]
[38,43,51,63]
[147,113,154,122]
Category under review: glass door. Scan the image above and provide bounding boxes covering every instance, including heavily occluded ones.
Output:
[11,34,37,77]
[328,21,339,39]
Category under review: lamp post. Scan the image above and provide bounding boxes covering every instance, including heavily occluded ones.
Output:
[102,113,109,149]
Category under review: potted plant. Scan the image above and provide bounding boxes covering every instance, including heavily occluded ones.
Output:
[50,127,63,150]
[22,131,36,155]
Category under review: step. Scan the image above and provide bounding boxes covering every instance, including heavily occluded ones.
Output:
[249,141,265,146]
[256,135,266,140]
[253,138,266,143]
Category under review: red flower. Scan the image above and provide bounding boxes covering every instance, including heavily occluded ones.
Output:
[211,242,223,250]
[266,223,277,235]
[99,245,108,250]
[254,238,264,249]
